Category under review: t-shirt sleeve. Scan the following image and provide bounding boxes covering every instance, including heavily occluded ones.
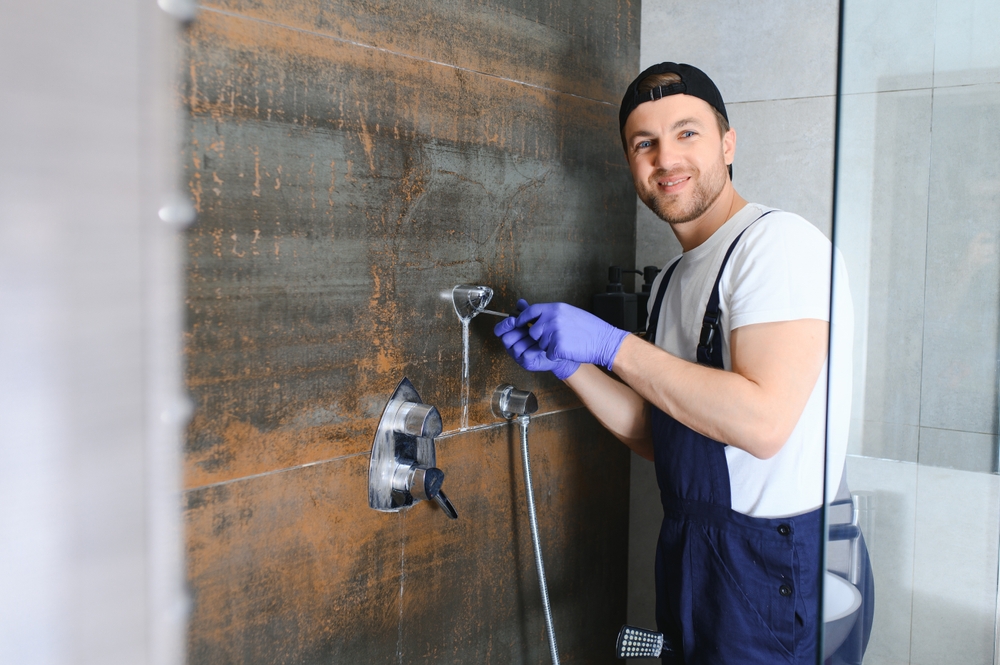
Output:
[725,212,833,329]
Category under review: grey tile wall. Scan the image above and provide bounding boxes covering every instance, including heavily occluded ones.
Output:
[726,96,837,236]
[918,83,1000,441]
[840,0,936,94]
[917,427,996,473]
[639,0,839,103]
[933,0,1000,87]
[634,197,682,274]
[838,18,1000,473]
[850,89,933,461]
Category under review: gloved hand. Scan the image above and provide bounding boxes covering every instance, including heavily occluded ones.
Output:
[494,300,580,380]
[515,301,629,372]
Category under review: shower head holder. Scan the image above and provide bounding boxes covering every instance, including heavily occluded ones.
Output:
[492,384,539,420]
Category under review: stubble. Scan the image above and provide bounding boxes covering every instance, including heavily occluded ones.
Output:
[638,159,728,227]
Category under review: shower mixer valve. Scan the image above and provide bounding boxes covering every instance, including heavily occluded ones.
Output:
[368,377,458,519]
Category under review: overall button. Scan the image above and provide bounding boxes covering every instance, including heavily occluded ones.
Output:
[777,524,791,536]
[779,584,793,597]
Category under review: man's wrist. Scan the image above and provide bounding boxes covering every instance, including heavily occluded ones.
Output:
[603,328,631,372]
[553,360,580,380]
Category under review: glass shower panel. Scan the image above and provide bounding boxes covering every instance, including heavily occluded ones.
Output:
[826,0,1000,663]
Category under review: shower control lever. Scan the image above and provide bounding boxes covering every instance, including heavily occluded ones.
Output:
[368,377,458,519]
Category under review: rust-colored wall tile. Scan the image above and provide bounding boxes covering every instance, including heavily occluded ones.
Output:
[182,0,639,661]
[182,8,635,488]
[196,0,638,103]
[186,454,402,664]
[401,410,631,663]
[186,410,630,664]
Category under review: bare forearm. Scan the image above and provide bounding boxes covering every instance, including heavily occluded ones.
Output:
[612,324,826,459]
[564,364,654,460]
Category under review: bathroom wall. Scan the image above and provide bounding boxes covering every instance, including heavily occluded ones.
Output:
[629,0,1000,665]
[846,455,1000,665]
[833,1,1000,663]
[628,0,841,636]
[837,0,1000,473]
[180,1,639,663]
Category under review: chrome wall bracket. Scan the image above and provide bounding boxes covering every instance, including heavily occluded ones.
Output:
[368,377,457,519]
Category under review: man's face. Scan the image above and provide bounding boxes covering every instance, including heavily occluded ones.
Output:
[623,94,735,226]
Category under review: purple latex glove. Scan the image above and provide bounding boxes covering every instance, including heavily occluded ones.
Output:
[515,302,629,372]
[494,299,580,380]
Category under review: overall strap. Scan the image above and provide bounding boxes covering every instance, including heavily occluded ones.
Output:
[696,209,776,367]
[644,257,681,343]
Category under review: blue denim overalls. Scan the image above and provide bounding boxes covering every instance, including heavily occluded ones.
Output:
[645,213,822,664]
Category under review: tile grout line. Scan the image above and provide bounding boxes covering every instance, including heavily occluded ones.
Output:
[729,80,997,108]
[397,512,405,665]
[909,8,937,654]
[197,5,617,107]
[859,419,996,438]
[182,407,585,492]
[183,450,369,492]
[439,405,585,438]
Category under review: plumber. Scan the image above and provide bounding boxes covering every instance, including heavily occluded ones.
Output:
[495,62,854,664]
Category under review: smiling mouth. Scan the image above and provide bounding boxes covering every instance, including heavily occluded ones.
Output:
[656,175,690,189]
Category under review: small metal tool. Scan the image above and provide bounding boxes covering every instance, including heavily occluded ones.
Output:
[451,284,511,320]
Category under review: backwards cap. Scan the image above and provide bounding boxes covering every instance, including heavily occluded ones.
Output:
[619,62,731,178]
[619,62,728,132]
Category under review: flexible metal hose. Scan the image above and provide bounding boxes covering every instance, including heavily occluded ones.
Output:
[519,415,560,665]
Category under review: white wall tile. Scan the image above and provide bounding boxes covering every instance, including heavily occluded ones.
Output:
[840,0,936,94]
[845,455,918,665]
[726,96,836,237]
[640,0,839,103]
[909,465,1000,664]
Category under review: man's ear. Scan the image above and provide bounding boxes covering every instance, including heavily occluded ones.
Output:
[724,126,737,166]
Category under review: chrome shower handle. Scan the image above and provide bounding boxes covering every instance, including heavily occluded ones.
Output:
[411,467,458,518]
[392,464,459,520]
[369,377,458,520]
[433,490,458,520]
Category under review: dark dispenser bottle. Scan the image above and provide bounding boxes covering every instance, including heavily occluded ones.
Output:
[592,266,638,332]
[636,265,660,334]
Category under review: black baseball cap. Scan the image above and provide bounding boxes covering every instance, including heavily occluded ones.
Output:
[619,62,732,178]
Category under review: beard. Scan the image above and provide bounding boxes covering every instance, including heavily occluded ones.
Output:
[637,159,728,226]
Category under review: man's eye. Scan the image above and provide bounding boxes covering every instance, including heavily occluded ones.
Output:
[680,130,696,138]
[636,140,652,150]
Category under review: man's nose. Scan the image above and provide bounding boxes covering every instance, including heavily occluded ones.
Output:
[651,143,680,171]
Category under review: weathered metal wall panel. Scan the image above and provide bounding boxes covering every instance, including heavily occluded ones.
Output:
[187,412,630,663]
[182,0,638,661]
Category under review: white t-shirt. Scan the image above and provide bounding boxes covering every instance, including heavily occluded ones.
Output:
[648,203,853,518]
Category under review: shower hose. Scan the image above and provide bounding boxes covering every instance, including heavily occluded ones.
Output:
[518,414,560,665]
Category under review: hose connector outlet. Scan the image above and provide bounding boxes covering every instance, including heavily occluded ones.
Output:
[492,384,539,420]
